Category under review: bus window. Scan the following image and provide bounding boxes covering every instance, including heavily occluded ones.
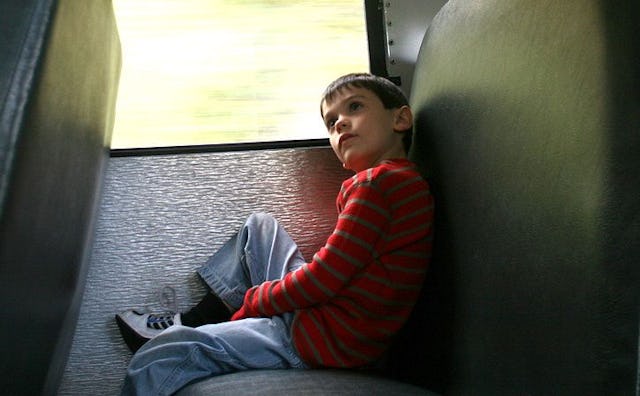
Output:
[111,0,369,149]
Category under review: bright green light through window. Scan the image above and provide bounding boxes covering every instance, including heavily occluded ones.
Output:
[111,0,369,149]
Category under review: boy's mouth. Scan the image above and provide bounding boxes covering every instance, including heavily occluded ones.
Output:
[339,133,356,147]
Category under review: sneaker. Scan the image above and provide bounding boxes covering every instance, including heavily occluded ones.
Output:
[115,310,182,353]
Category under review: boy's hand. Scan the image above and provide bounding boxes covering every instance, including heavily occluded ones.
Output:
[230,305,250,320]
[230,286,259,320]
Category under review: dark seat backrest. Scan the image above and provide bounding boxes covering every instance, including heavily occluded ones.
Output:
[409,0,639,393]
[0,1,120,394]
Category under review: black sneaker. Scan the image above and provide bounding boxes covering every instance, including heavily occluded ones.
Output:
[115,310,182,353]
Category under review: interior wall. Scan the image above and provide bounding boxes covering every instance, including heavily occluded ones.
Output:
[58,146,351,395]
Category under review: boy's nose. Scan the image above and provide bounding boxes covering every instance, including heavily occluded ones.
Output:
[336,118,349,133]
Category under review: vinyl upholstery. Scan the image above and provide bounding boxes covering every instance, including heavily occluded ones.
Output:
[406,0,640,393]
[0,1,120,394]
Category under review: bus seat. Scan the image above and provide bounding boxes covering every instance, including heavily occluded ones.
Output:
[0,0,120,394]
[179,0,638,394]
[401,0,639,393]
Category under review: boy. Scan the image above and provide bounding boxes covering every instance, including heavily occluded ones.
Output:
[116,73,434,395]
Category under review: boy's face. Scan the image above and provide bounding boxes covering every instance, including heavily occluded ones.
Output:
[321,86,411,173]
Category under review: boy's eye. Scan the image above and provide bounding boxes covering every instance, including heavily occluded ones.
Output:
[349,102,362,111]
[326,119,337,130]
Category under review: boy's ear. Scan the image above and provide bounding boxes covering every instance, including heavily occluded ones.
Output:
[393,105,413,133]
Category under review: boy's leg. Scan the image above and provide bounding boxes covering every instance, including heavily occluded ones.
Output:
[121,314,307,396]
[116,212,305,352]
[197,212,306,309]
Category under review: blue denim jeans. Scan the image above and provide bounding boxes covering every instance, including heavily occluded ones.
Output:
[121,213,309,396]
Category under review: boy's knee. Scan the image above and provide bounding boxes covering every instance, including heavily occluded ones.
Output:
[246,212,277,228]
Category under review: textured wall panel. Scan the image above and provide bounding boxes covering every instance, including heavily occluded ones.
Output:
[58,147,350,395]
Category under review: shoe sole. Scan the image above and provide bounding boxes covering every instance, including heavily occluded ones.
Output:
[115,314,151,353]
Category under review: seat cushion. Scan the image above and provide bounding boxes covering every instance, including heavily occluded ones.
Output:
[176,369,434,395]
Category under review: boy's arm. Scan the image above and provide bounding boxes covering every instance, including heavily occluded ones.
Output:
[232,180,389,320]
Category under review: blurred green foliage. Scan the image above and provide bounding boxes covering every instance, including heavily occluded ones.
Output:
[111,0,368,148]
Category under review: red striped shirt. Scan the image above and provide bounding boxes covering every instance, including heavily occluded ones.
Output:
[233,158,434,367]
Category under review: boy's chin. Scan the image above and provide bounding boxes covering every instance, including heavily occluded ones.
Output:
[341,157,356,171]
[344,163,366,173]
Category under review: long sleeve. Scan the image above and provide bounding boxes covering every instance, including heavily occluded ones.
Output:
[232,177,390,319]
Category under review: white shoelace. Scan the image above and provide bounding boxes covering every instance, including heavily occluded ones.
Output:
[158,285,178,313]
